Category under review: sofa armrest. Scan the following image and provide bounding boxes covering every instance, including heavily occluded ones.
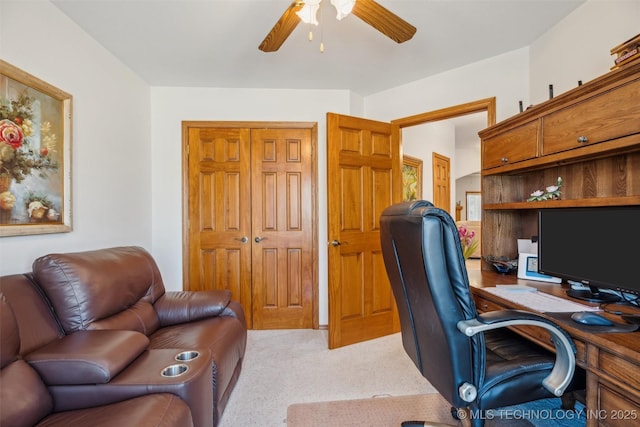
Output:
[154,290,231,327]
[24,330,149,385]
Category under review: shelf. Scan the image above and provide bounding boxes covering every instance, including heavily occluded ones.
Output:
[484,196,640,210]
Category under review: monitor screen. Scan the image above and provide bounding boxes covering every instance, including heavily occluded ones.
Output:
[538,206,640,299]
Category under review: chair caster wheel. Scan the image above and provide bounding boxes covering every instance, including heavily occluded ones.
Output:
[450,407,459,419]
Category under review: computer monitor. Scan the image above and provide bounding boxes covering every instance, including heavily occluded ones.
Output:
[538,206,640,303]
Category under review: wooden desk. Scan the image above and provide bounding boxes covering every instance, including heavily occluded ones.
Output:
[468,269,640,427]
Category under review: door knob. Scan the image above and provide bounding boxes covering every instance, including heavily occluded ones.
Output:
[235,236,249,243]
[254,236,265,243]
[330,240,341,246]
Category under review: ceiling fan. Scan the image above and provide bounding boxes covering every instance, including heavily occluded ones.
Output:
[259,0,416,52]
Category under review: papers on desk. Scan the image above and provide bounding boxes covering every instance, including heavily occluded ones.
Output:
[485,286,601,313]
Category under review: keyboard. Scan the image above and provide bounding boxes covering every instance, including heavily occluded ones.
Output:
[485,286,600,313]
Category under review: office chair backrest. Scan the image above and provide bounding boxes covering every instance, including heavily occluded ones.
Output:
[380,201,483,408]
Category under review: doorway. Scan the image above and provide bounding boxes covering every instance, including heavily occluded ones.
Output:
[393,98,496,213]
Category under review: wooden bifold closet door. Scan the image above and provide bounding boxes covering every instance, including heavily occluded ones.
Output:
[183,122,317,330]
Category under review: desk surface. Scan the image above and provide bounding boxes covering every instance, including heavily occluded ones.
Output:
[469,269,640,425]
[468,269,640,365]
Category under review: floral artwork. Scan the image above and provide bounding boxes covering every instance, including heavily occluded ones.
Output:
[527,177,562,202]
[0,60,72,236]
[402,155,422,201]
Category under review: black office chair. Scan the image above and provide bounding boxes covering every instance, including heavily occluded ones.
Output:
[380,201,582,427]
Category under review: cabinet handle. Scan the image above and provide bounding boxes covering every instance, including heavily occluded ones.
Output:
[577,136,589,143]
[500,157,509,163]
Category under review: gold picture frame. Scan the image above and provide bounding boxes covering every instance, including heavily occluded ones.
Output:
[402,155,422,201]
[0,60,72,236]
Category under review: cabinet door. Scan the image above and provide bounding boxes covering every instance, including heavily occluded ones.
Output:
[542,78,640,156]
[482,120,539,170]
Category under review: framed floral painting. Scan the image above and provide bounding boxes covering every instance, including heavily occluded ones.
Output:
[0,60,72,236]
[402,155,422,201]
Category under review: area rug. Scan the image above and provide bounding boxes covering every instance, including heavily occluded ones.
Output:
[287,393,535,427]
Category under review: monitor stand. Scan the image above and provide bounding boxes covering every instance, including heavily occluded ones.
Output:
[566,286,621,303]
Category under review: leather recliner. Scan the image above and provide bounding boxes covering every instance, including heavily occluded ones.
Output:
[0,246,247,427]
[0,293,194,427]
[380,201,584,427]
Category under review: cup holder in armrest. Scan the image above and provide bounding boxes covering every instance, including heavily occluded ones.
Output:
[175,350,200,361]
[161,363,189,378]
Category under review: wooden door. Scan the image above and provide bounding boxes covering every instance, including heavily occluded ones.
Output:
[250,129,314,329]
[326,113,401,349]
[185,126,253,325]
[432,152,451,212]
[184,123,317,330]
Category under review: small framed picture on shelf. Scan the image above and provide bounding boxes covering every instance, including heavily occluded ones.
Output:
[517,253,561,283]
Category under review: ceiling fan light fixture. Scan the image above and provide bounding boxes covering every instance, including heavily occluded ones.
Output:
[331,0,355,20]
[296,0,321,25]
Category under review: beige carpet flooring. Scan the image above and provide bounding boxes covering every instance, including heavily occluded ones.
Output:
[287,394,455,427]
[287,393,533,427]
[218,330,435,427]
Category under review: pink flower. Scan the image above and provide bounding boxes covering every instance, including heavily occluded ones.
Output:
[458,224,478,259]
[0,119,24,149]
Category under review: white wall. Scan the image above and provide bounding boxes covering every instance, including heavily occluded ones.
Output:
[365,48,531,124]
[0,1,151,274]
[456,146,482,179]
[403,121,456,208]
[529,0,640,104]
[150,87,356,325]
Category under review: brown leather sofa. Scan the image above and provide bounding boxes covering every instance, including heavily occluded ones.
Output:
[0,246,247,427]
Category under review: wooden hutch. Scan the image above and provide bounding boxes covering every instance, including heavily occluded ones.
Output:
[476,61,640,426]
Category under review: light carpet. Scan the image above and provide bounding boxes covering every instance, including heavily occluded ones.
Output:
[218,330,434,426]
[287,393,533,427]
[288,394,588,427]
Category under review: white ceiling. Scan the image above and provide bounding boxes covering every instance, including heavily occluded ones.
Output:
[51,0,585,96]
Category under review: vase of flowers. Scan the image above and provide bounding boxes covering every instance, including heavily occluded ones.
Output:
[458,225,479,260]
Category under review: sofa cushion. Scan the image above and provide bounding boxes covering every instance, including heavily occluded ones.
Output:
[25,330,149,385]
[0,274,63,355]
[0,294,54,427]
[0,294,19,369]
[1,360,54,427]
[32,246,165,334]
[35,393,193,427]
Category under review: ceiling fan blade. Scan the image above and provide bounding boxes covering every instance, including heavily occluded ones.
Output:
[259,1,305,52]
[351,0,416,44]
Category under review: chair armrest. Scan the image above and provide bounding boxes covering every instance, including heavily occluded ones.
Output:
[24,330,149,385]
[457,309,576,397]
[154,290,231,327]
